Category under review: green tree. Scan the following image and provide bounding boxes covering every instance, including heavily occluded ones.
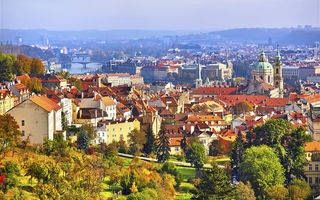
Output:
[239,145,285,199]
[142,125,155,156]
[193,162,235,200]
[156,129,170,163]
[70,78,83,91]
[104,142,118,167]
[180,131,188,153]
[185,143,206,169]
[235,182,256,200]
[0,52,15,81]
[265,185,288,200]
[231,131,246,169]
[76,130,89,151]
[128,128,146,155]
[282,126,312,183]
[160,162,182,188]
[287,179,310,200]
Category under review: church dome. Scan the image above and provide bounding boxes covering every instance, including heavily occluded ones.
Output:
[253,49,273,70]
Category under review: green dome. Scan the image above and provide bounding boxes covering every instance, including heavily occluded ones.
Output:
[253,49,273,70]
[253,61,273,70]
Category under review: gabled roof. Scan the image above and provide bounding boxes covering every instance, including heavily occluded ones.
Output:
[29,95,61,112]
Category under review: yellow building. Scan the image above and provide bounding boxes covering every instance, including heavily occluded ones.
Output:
[304,161,320,188]
[95,118,140,144]
[0,89,15,115]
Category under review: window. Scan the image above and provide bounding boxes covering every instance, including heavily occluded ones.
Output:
[175,146,179,151]
[268,76,270,83]
[316,177,319,184]
[276,68,279,74]
[120,128,122,131]
[309,177,312,184]
[22,120,25,126]
[113,128,115,131]
[22,130,25,136]
[316,164,319,171]
[309,164,313,171]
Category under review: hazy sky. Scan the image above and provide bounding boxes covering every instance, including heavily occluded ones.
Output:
[1,0,319,30]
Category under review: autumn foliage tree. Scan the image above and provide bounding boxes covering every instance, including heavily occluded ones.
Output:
[233,101,253,115]
[23,77,43,93]
[0,114,21,154]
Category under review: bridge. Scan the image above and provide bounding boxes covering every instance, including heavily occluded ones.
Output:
[71,54,91,68]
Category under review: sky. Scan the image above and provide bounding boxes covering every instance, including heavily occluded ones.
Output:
[0,0,319,31]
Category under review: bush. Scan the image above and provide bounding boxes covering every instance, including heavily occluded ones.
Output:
[87,147,95,155]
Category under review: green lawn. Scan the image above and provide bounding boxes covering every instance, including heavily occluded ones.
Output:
[177,166,196,182]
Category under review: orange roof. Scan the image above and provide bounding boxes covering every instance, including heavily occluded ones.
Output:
[186,115,225,123]
[16,74,30,83]
[305,141,320,152]
[191,87,242,95]
[40,96,61,111]
[101,96,116,106]
[106,73,130,77]
[29,95,60,112]
[169,138,181,147]
[304,95,320,104]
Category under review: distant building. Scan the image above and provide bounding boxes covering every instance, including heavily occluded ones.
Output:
[282,66,299,81]
[105,73,143,86]
[141,66,169,81]
[202,61,233,81]
[299,66,320,80]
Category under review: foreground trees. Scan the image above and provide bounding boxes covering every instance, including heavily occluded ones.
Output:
[193,162,234,200]
[156,128,170,163]
[239,145,285,199]
[185,142,206,169]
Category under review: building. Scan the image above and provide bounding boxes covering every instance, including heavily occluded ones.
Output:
[282,66,299,81]
[0,89,15,115]
[246,48,283,98]
[202,61,233,81]
[195,63,203,88]
[105,73,144,86]
[304,161,320,188]
[299,66,320,81]
[95,118,140,144]
[7,95,63,144]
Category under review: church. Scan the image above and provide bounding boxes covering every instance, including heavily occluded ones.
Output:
[246,47,284,98]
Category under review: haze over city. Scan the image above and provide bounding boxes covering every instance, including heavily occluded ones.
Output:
[1,0,320,30]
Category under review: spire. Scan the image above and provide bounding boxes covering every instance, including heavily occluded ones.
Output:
[259,46,268,62]
[274,44,281,62]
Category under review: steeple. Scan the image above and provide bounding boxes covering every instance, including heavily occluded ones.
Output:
[259,46,268,62]
[195,58,202,88]
[274,45,281,63]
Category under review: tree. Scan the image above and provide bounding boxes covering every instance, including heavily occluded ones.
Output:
[128,128,146,155]
[30,58,45,74]
[193,162,235,200]
[104,142,118,167]
[80,123,96,140]
[311,152,320,161]
[142,125,155,156]
[233,101,253,115]
[282,126,312,183]
[265,185,288,200]
[185,143,206,169]
[76,130,89,151]
[23,77,43,93]
[209,139,226,156]
[287,179,310,200]
[156,129,170,163]
[239,145,285,199]
[0,52,15,82]
[70,78,83,91]
[180,131,187,153]
[231,131,246,169]
[160,162,182,188]
[235,182,256,200]
[0,114,21,154]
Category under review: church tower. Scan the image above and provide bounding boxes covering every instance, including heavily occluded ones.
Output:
[195,62,203,88]
[273,45,284,97]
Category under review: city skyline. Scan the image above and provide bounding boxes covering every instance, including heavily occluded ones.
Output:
[1,0,319,31]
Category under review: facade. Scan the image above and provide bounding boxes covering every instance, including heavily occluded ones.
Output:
[0,89,15,115]
[304,161,320,188]
[282,66,299,81]
[202,61,233,81]
[299,66,320,80]
[273,48,284,97]
[105,73,144,86]
[95,118,140,144]
[7,95,63,144]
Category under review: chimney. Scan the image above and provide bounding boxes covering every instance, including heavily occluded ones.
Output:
[81,92,84,99]
[95,110,98,118]
[181,100,184,113]
[183,125,185,130]
[166,102,169,110]
[79,109,82,118]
